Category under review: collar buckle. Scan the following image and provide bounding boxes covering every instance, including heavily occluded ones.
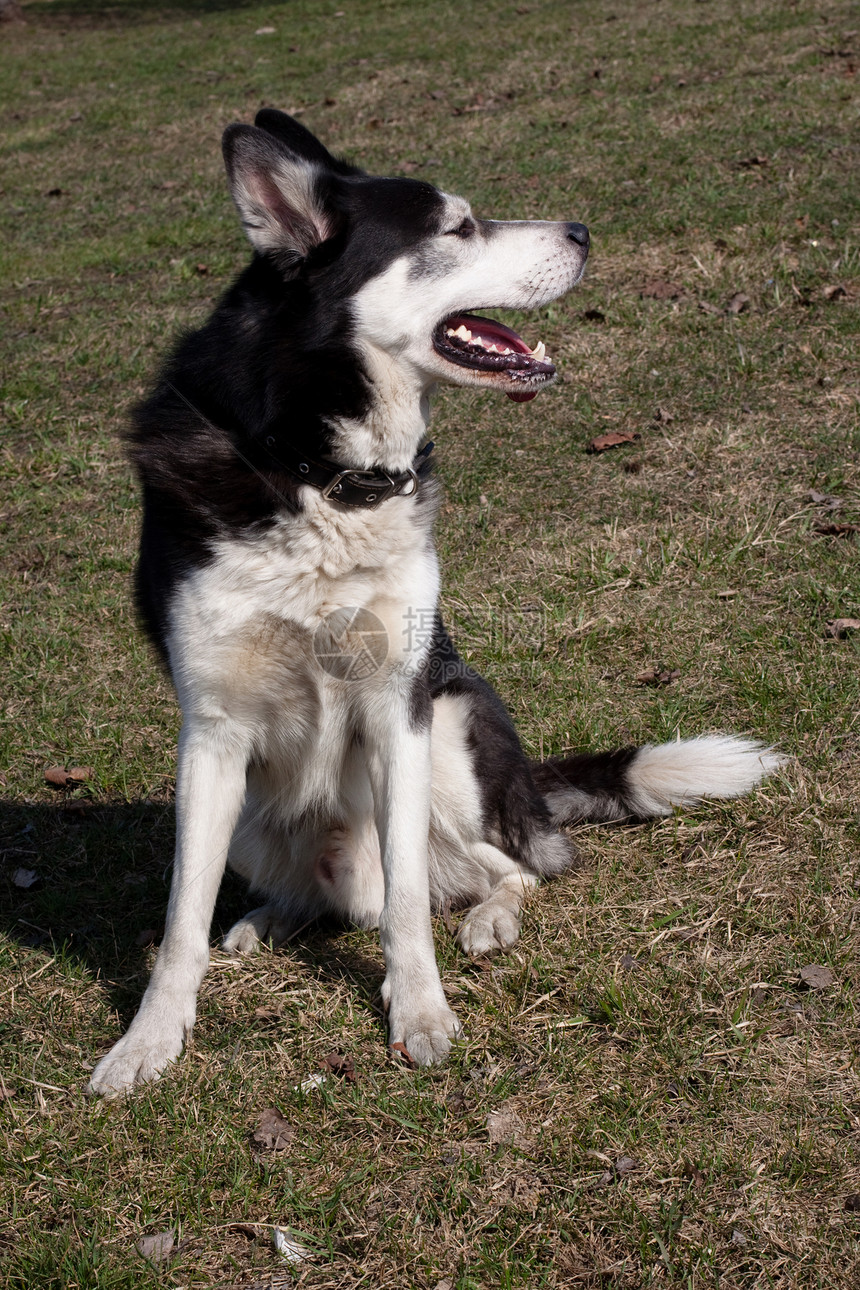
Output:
[321,467,406,505]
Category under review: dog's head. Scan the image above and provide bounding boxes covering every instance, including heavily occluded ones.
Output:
[223,110,588,404]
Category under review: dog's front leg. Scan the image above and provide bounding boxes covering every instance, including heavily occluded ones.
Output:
[366,688,461,1065]
[88,724,249,1095]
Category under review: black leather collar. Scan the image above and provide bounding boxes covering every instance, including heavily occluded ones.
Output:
[260,435,435,509]
[166,381,433,510]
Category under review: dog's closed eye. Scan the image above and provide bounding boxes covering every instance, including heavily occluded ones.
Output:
[444,218,476,238]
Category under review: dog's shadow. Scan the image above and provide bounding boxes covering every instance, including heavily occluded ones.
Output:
[0,796,385,1042]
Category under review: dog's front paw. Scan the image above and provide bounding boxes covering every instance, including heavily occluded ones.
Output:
[87,1013,191,1098]
[385,985,462,1066]
[457,900,521,957]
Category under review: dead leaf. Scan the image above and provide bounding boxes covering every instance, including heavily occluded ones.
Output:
[12,868,38,889]
[826,618,860,639]
[640,279,684,300]
[636,667,681,687]
[44,766,72,788]
[251,1107,295,1152]
[587,430,641,453]
[653,407,674,423]
[698,299,722,315]
[598,1155,639,1184]
[388,1041,417,1068]
[736,154,769,168]
[814,522,858,537]
[806,489,843,511]
[623,460,643,475]
[320,1051,357,1083]
[228,1222,261,1240]
[45,765,92,788]
[823,284,847,301]
[486,1105,530,1147]
[725,291,751,314]
[136,1231,175,1265]
[799,964,834,990]
[253,1006,281,1024]
[195,263,209,276]
[255,26,276,34]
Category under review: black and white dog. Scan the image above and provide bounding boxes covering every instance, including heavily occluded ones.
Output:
[89,111,779,1094]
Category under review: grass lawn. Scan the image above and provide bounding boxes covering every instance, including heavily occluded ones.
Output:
[1,0,859,1285]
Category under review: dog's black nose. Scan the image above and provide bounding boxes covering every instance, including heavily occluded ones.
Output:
[566,222,589,248]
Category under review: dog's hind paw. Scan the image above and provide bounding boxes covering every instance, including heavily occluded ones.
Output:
[223,904,294,955]
[457,901,521,957]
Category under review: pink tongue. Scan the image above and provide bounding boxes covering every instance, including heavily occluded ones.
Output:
[507,391,538,403]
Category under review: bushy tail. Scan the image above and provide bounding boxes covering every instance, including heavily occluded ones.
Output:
[532,735,784,829]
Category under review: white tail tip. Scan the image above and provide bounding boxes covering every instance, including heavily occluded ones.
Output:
[628,735,786,816]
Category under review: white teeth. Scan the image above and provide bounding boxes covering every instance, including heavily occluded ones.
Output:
[445,325,520,358]
[531,340,546,360]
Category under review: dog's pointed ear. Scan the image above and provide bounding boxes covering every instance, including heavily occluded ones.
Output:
[254,109,363,178]
[222,123,341,262]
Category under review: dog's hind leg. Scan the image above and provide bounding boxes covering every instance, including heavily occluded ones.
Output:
[455,852,539,957]
[221,802,315,954]
[222,904,297,954]
[88,723,251,1096]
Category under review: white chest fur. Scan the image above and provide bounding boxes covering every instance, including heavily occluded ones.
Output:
[165,485,440,779]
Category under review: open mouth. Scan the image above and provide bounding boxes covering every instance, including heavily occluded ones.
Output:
[432,312,555,403]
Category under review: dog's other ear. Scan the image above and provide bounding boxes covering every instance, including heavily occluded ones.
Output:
[223,123,341,263]
[254,109,363,178]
